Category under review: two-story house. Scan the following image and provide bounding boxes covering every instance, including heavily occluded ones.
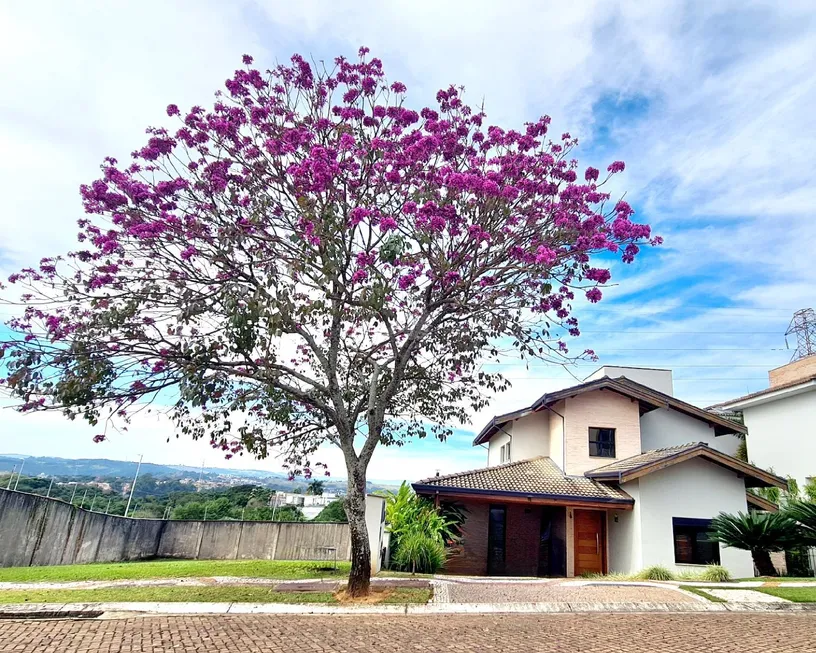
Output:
[413,366,785,578]
[716,355,816,492]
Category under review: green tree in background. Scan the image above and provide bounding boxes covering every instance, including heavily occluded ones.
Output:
[314,500,347,523]
[307,479,325,496]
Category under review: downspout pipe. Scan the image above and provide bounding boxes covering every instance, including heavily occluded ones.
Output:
[543,405,566,472]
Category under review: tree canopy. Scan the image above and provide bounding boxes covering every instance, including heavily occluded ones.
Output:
[0,47,658,594]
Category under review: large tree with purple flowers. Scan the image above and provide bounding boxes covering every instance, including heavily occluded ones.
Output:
[0,48,659,595]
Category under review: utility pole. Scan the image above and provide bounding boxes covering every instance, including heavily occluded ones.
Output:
[197,459,205,489]
[80,488,88,508]
[89,493,97,512]
[105,497,112,514]
[70,481,78,504]
[45,477,54,498]
[6,465,16,490]
[124,454,143,518]
[12,458,24,491]
[203,504,209,521]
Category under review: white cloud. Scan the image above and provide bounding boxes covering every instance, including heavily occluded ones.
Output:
[2,0,814,479]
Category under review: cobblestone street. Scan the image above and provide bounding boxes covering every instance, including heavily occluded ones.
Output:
[436,578,696,604]
[2,613,814,652]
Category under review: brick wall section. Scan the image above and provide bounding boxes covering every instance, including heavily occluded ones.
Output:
[505,504,541,576]
[445,501,489,575]
[563,390,642,476]
[769,356,816,387]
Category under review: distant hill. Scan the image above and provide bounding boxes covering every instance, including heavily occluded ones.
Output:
[0,454,400,493]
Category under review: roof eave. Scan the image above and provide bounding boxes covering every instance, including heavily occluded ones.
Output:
[411,483,634,508]
[585,446,787,489]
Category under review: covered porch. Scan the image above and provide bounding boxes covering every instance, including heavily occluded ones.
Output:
[413,457,633,577]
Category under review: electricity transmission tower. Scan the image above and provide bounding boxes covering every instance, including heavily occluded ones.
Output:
[785,308,816,362]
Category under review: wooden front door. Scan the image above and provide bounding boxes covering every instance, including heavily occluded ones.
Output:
[573,509,605,576]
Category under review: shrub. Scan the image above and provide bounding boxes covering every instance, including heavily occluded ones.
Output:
[785,501,816,546]
[637,565,675,581]
[699,565,732,582]
[709,511,800,577]
[392,531,446,574]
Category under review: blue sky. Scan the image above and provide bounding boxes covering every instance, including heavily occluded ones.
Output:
[1,1,814,483]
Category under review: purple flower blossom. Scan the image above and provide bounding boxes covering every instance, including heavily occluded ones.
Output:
[585,288,602,303]
[607,161,625,173]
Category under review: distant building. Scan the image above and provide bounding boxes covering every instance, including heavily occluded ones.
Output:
[717,355,816,490]
[271,491,341,520]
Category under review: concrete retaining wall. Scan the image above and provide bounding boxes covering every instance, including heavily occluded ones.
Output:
[0,488,352,568]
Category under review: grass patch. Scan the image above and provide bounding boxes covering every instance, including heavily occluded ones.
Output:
[0,584,431,605]
[682,586,727,603]
[0,586,337,604]
[377,571,435,579]
[752,587,816,603]
[0,559,350,584]
[736,577,816,582]
[334,587,432,604]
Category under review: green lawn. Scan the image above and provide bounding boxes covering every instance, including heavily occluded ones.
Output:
[0,585,431,605]
[685,586,816,603]
[736,577,816,582]
[0,560,350,584]
[753,587,816,603]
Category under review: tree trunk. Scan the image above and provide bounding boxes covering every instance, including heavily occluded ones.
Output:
[344,465,371,597]
[752,548,778,577]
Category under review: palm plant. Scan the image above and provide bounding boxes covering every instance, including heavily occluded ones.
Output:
[785,501,816,546]
[709,511,800,577]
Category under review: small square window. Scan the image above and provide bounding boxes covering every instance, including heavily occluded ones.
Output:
[589,427,616,457]
[673,518,720,565]
[499,442,511,463]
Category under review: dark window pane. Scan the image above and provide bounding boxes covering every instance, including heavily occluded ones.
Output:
[672,519,720,565]
[588,427,616,457]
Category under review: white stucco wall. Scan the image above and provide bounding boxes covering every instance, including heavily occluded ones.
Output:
[607,480,642,574]
[740,391,816,489]
[486,411,550,466]
[548,401,566,472]
[636,458,754,578]
[585,366,674,396]
[487,429,511,466]
[365,494,386,574]
[640,408,742,457]
[510,411,550,461]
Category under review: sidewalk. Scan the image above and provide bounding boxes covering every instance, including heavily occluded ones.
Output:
[3,599,816,619]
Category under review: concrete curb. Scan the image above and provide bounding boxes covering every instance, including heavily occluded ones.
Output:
[3,600,816,619]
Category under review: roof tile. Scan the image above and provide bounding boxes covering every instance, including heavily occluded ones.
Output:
[414,457,632,502]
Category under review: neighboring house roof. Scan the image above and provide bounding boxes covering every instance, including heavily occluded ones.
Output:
[585,442,786,489]
[412,456,634,508]
[746,492,779,512]
[713,373,816,410]
[472,375,747,445]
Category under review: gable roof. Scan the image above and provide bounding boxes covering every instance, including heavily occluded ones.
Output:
[412,457,633,507]
[746,492,779,512]
[714,373,816,410]
[473,375,747,445]
[585,442,786,489]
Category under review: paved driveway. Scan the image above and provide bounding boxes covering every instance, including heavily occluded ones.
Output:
[435,578,696,604]
[1,613,813,652]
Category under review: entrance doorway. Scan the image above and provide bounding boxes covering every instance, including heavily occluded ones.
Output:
[573,509,606,576]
